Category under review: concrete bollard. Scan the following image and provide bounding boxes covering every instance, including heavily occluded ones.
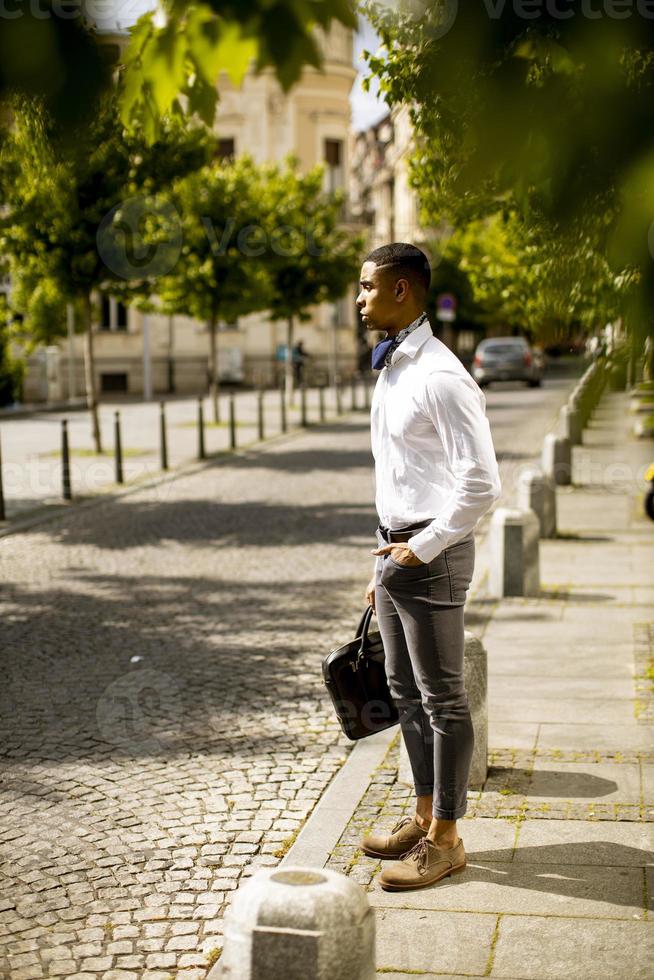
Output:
[398,629,488,792]
[541,432,572,486]
[560,404,582,446]
[214,866,375,980]
[488,507,540,597]
[517,467,556,538]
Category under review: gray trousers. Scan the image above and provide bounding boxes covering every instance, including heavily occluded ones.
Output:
[374,525,476,819]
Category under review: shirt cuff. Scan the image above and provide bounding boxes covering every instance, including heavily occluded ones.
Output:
[407,524,445,564]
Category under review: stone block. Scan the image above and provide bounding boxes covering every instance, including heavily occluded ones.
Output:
[213,867,375,980]
[488,507,540,597]
[541,432,572,485]
[560,404,582,445]
[516,467,556,538]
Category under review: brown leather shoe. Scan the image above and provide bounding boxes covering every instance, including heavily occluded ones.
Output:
[361,815,428,860]
[379,836,466,891]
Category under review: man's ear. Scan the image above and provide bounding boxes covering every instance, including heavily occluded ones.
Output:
[395,277,410,300]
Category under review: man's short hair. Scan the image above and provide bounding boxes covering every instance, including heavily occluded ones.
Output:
[364,242,431,296]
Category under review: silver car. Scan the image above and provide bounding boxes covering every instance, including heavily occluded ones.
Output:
[472,336,543,388]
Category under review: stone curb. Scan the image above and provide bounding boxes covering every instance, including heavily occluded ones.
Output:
[279,727,398,871]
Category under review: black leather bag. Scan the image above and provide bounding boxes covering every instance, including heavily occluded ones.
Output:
[322,605,400,741]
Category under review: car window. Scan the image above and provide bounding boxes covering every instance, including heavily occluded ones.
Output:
[482,342,528,354]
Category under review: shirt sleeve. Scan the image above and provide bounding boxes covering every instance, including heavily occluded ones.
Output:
[407,369,502,564]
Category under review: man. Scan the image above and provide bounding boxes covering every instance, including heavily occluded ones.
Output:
[357,242,501,891]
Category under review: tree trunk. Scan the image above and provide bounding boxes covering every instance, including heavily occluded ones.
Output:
[208,313,220,423]
[82,293,102,454]
[285,314,295,407]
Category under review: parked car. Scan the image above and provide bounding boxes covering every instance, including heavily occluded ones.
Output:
[472,336,543,388]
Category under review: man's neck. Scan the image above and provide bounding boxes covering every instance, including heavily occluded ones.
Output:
[385,310,426,338]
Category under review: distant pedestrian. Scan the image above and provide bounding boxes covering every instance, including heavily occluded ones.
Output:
[292,341,310,387]
[357,242,501,892]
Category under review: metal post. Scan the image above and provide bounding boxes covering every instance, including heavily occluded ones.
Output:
[335,378,342,415]
[114,411,124,484]
[351,376,357,411]
[300,383,308,427]
[0,429,5,521]
[280,385,287,433]
[363,380,370,411]
[61,419,72,501]
[319,384,325,423]
[229,393,237,450]
[257,389,264,441]
[160,401,168,471]
[198,397,206,460]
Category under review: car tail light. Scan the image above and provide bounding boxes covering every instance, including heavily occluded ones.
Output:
[473,354,482,366]
[524,351,532,366]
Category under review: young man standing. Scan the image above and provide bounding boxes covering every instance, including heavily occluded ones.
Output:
[357,242,501,891]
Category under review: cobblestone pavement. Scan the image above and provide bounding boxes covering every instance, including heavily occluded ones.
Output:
[0,371,579,979]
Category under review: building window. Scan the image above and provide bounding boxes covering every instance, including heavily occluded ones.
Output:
[100,297,128,332]
[324,138,344,192]
[216,137,236,160]
[100,372,128,393]
[218,317,239,331]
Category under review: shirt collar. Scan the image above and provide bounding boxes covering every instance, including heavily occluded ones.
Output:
[388,314,432,366]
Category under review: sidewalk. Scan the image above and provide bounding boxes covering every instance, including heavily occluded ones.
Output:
[281,388,654,979]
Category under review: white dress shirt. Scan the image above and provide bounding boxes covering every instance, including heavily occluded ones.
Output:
[371,316,502,564]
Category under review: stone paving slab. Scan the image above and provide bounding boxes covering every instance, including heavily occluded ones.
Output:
[535,723,653,753]
[375,907,496,976]
[370,861,644,919]
[490,915,653,980]
[526,762,643,806]
[513,819,654,864]
[489,697,636,725]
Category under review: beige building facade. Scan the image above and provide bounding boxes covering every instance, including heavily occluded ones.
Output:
[21,22,364,403]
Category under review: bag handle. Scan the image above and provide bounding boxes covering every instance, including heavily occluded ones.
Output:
[355,604,374,643]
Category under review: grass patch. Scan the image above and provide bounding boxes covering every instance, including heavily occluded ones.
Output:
[206,948,222,967]
[273,829,299,859]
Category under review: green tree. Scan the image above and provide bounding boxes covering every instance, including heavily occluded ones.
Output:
[259,158,365,403]
[361,1,653,361]
[0,2,357,140]
[0,94,215,451]
[120,0,358,139]
[156,157,274,422]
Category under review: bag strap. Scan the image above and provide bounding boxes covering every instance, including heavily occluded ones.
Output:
[355,605,374,644]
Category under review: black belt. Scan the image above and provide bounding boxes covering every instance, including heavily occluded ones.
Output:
[378,519,433,542]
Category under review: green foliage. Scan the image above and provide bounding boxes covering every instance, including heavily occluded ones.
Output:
[0,4,112,133]
[0,93,217,339]
[120,0,358,139]
[361,1,654,348]
[156,156,274,324]
[0,296,24,407]
[258,156,365,323]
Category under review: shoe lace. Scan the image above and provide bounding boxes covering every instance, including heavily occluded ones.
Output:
[400,836,433,873]
[390,816,412,835]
